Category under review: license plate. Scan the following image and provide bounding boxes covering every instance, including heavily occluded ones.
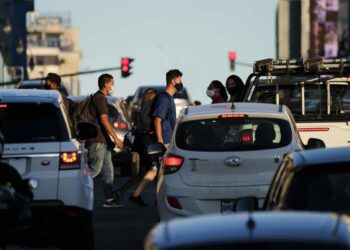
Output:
[221,200,234,214]
[1,158,27,175]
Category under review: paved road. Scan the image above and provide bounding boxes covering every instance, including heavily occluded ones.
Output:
[93,176,159,250]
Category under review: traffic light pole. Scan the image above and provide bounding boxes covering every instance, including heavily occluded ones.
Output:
[0,66,122,87]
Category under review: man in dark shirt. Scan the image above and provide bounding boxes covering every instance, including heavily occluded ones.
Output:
[129,69,183,206]
[153,69,183,147]
[45,73,71,114]
[86,74,124,208]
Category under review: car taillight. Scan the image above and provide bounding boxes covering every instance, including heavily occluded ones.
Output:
[113,122,128,129]
[60,152,80,170]
[163,155,184,175]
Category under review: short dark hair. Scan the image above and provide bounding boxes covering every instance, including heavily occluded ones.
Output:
[98,74,113,89]
[166,69,182,85]
[45,73,61,86]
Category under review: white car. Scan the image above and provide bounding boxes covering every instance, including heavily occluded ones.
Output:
[145,211,350,250]
[156,102,323,221]
[0,89,94,249]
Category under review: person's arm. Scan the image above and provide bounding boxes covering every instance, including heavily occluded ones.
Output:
[154,117,163,144]
[100,114,123,148]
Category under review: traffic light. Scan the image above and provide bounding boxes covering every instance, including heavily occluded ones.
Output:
[121,57,134,78]
[228,51,237,71]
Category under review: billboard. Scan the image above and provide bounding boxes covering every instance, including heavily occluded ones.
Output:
[310,0,339,58]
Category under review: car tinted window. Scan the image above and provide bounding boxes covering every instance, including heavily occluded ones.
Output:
[0,103,67,143]
[284,167,350,213]
[176,118,292,151]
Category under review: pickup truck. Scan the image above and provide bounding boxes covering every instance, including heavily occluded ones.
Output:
[243,58,350,148]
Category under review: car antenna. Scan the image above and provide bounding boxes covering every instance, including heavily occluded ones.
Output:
[246,212,255,239]
[231,102,235,110]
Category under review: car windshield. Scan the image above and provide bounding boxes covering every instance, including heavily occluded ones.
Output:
[250,78,350,122]
[0,103,66,143]
[164,242,349,250]
[284,167,350,213]
[175,118,292,151]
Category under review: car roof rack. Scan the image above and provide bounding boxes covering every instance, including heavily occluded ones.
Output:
[253,57,350,76]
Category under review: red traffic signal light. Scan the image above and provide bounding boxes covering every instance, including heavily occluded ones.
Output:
[228,51,236,71]
[121,57,134,78]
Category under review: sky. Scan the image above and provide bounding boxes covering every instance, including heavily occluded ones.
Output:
[35,0,278,104]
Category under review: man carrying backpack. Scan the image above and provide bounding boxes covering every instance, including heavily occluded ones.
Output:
[86,74,124,208]
[129,69,184,207]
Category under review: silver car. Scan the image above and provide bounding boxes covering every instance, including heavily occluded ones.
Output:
[156,102,323,221]
[0,89,94,249]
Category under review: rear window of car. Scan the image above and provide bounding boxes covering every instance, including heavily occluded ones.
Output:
[0,103,68,143]
[284,167,350,213]
[175,117,292,151]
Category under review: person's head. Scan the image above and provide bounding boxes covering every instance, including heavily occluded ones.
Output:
[166,69,183,93]
[225,74,244,98]
[142,88,158,105]
[207,80,228,101]
[45,73,61,90]
[98,73,114,95]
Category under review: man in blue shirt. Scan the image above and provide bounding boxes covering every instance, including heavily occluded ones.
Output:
[153,69,183,147]
[128,69,184,207]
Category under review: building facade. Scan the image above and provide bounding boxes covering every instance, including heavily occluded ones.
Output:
[277,0,350,60]
[26,12,81,95]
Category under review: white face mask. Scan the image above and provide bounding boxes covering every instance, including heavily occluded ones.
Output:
[206,89,215,98]
[108,86,114,95]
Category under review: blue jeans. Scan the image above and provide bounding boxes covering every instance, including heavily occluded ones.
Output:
[88,143,114,199]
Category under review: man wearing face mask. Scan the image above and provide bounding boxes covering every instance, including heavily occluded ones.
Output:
[128,69,183,206]
[152,69,183,148]
[86,73,124,208]
[45,72,71,114]
[206,80,228,104]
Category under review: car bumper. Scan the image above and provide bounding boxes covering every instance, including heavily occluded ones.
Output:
[157,175,268,221]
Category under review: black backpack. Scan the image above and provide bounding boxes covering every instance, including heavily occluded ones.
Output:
[72,94,98,135]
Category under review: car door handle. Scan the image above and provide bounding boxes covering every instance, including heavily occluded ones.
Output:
[41,160,50,166]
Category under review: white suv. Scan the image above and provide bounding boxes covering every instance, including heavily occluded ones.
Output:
[156,102,322,221]
[0,89,94,249]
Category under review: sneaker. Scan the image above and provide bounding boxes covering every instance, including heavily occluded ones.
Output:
[103,198,124,208]
[129,194,148,208]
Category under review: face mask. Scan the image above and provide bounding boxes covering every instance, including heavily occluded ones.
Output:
[175,82,183,92]
[227,87,237,95]
[206,89,215,98]
[108,86,114,95]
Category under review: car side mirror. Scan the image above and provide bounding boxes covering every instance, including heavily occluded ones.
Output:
[234,196,259,212]
[305,138,326,149]
[146,143,165,156]
[76,122,98,140]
